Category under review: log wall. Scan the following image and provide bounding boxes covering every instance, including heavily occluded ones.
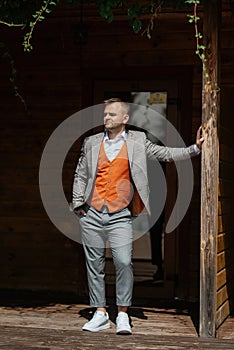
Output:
[216,85,234,327]
[215,3,234,329]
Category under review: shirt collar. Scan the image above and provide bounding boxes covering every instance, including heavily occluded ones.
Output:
[104,129,126,142]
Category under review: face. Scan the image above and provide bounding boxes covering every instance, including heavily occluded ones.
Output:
[104,102,129,132]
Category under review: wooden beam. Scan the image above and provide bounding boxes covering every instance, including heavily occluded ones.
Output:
[199,0,221,338]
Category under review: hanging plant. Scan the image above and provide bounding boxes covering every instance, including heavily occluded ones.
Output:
[23,0,59,52]
[185,0,210,86]
[0,0,222,104]
[0,41,26,108]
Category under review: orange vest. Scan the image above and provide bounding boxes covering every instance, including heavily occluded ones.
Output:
[90,141,145,214]
[90,141,133,213]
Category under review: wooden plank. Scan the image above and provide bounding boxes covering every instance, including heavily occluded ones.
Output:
[216,284,229,310]
[216,300,230,329]
[82,49,198,67]
[216,278,234,311]
[0,302,233,350]
[217,315,234,339]
[218,213,234,234]
[200,0,221,338]
[217,249,234,272]
[217,232,234,252]
[217,269,228,291]
[203,75,234,330]
[0,217,60,234]
[0,168,73,185]
[217,265,234,290]
[0,302,197,336]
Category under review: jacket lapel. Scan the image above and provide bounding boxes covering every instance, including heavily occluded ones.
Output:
[126,130,135,165]
[91,133,103,178]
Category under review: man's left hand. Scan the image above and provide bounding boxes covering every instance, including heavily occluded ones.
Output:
[196,126,204,150]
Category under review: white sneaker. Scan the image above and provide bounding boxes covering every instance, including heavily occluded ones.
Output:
[116,311,132,335]
[82,310,110,332]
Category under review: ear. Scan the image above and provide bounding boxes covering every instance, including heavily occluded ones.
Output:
[123,114,129,124]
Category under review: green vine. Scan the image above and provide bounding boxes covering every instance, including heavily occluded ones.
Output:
[141,1,163,39]
[0,0,41,27]
[23,0,59,52]
[0,42,27,108]
[0,20,25,27]
[186,0,210,85]
[0,0,221,106]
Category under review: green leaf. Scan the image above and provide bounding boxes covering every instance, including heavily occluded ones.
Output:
[185,0,196,4]
[99,3,107,18]
[187,15,195,23]
[128,3,142,19]
[105,11,114,23]
[132,18,142,33]
[198,44,206,50]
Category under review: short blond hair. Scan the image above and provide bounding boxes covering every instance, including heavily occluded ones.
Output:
[104,98,130,115]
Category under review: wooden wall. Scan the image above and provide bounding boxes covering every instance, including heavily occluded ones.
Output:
[0,2,233,313]
[0,19,87,298]
[215,4,234,328]
[216,85,234,327]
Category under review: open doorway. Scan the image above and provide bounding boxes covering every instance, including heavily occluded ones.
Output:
[92,75,192,300]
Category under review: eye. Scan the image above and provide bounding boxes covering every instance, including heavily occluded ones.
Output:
[104,113,117,117]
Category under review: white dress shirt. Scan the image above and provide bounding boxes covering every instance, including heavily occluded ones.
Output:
[104,130,126,162]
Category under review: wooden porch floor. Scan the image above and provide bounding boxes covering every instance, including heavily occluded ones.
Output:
[0,300,234,349]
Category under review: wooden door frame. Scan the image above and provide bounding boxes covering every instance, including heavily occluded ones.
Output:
[199,0,221,338]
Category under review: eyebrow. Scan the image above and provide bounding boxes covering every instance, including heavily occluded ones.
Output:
[104,112,117,117]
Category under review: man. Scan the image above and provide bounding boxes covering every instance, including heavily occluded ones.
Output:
[72,98,204,334]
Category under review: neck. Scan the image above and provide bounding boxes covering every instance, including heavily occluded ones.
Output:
[107,126,125,140]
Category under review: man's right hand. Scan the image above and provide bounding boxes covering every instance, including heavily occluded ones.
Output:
[74,207,87,217]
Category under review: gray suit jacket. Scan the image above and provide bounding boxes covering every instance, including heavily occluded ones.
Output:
[72,130,198,214]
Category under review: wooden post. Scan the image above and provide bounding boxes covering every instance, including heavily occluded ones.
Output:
[199,0,221,338]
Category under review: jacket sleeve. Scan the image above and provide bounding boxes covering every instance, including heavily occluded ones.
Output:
[72,138,88,210]
[145,137,200,162]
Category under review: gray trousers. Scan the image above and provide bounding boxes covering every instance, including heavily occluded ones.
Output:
[79,205,133,307]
